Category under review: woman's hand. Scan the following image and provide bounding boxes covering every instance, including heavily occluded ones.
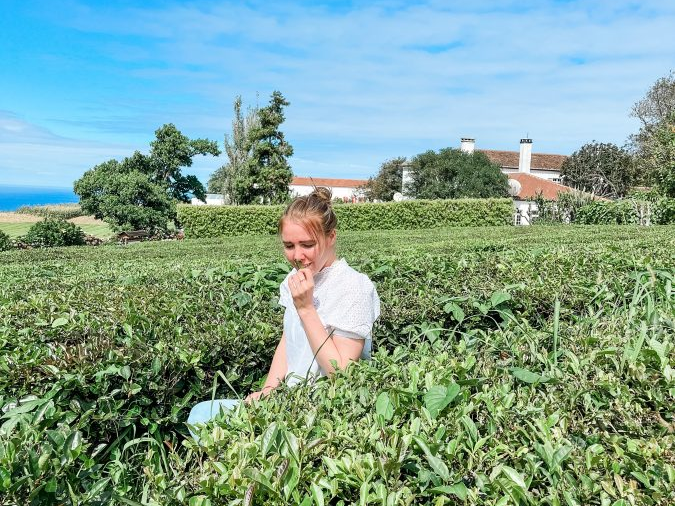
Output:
[288,267,315,312]
[245,386,274,403]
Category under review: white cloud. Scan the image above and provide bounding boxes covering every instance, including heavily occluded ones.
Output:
[12,0,675,184]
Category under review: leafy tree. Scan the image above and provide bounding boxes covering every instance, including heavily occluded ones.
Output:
[629,70,675,184]
[234,91,294,204]
[361,157,407,201]
[74,124,220,231]
[150,124,221,202]
[208,96,259,203]
[639,115,675,197]
[560,142,635,198]
[406,148,509,200]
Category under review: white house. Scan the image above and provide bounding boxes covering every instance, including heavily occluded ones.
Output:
[191,176,369,206]
[289,176,368,201]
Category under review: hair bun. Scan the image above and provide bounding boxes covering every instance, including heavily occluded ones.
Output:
[311,186,333,204]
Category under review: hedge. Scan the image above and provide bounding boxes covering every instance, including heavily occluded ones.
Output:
[177,198,514,238]
[575,197,675,225]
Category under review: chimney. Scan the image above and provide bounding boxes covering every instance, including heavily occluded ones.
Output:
[460,137,475,154]
[401,161,413,197]
[518,138,532,173]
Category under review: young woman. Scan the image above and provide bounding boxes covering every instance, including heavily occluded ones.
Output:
[188,187,380,428]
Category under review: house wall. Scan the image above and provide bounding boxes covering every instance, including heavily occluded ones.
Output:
[290,184,360,200]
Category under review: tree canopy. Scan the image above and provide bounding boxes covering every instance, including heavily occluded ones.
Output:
[361,157,406,201]
[208,96,259,203]
[405,148,509,200]
[231,91,294,204]
[629,71,675,194]
[560,142,635,198]
[74,124,220,231]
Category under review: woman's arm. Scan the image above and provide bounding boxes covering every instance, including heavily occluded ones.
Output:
[297,307,364,376]
[246,333,288,402]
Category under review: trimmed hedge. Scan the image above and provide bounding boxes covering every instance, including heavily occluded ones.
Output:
[575,198,675,225]
[177,198,514,238]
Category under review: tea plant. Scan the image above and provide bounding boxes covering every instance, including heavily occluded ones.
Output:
[0,225,674,504]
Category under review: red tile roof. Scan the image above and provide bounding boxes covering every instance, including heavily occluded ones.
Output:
[508,173,577,200]
[292,176,368,188]
[480,149,567,172]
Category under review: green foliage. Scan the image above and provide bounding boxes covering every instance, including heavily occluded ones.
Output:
[406,148,510,199]
[361,157,407,201]
[638,116,675,197]
[177,198,514,237]
[234,91,294,204]
[560,141,635,198]
[75,160,177,232]
[532,191,596,224]
[208,96,259,203]
[0,230,12,251]
[22,218,86,247]
[0,226,674,503]
[74,124,220,232]
[15,204,84,220]
[574,198,675,225]
[629,70,675,186]
[150,123,221,203]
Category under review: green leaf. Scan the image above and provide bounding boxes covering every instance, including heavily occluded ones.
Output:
[51,317,68,328]
[310,483,325,506]
[375,392,394,421]
[413,436,450,481]
[510,367,550,384]
[501,465,528,492]
[261,422,279,458]
[430,483,468,500]
[424,383,460,419]
[490,291,511,307]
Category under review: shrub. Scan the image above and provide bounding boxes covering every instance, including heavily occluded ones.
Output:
[177,198,514,238]
[0,230,12,251]
[574,198,675,225]
[23,218,86,247]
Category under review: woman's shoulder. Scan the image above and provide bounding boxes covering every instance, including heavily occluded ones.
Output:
[334,259,377,291]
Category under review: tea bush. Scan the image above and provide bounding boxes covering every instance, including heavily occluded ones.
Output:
[22,218,86,248]
[0,225,674,504]
[177,198,514,238]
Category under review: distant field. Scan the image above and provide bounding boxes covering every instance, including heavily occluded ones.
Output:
[0,212,113,238]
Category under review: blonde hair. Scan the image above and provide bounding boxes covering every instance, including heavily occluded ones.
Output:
[279,187,337,242]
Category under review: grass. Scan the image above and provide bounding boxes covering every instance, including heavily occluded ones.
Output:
[0,220,113,239]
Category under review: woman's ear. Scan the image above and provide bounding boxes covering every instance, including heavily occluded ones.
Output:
[327,229,337,248]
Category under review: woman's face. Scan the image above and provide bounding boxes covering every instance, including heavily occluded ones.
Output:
[280,219,336,275]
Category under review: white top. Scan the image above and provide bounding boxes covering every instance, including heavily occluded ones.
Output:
[278,258,380,386]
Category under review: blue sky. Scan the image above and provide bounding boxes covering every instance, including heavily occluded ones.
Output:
[1,0,674,188]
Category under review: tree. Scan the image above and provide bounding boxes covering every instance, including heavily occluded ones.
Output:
[361,157,406,201]
[560,142,635,198]
[207,96,259,202]
[629,70,675,185]
[406,148,509,200]
[639,114,675,197]
[234,91,294,204]
[149,124,221,202]
[74,124,220,231]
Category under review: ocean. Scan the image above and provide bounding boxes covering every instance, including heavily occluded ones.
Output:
[0,185,79,212]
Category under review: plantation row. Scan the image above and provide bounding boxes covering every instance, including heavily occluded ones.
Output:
[0,225,674,504]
